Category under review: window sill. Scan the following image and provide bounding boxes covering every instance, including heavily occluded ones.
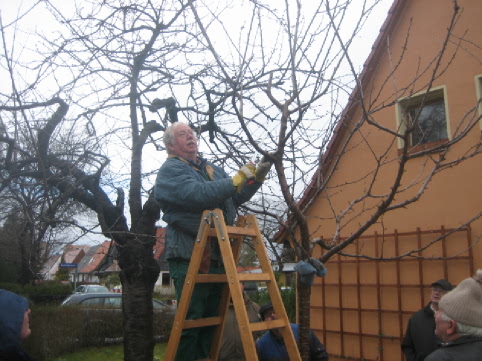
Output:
[397,138,449,156]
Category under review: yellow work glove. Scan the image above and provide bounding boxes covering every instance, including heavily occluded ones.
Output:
[232,164,255,192]
[255,159,272,183]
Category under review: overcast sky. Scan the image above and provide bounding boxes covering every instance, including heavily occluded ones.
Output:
[0,0,394,246]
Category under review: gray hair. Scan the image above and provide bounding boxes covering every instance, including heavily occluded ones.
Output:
[440,312,482,337]
[163,122,184,153]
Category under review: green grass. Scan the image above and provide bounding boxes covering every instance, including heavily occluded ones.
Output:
[53,343,167,361]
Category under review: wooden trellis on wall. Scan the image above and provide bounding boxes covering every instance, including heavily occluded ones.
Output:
[310,224,475,361]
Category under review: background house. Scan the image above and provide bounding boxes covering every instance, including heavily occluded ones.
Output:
[39,254,61,281]
[76,241,113,284]
[288,0,482,360]
[153,227,175,296]
[37,228,175,296]
[62,244,90,265]
[60,244,90,282]
[76,245,99,283]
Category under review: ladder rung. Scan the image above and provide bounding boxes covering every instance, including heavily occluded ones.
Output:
[207,225,258,238]
[183,316,222,329]
[195,273,272,283]
[250,319,288,332]
[237,273,271,282]
[184,317,288,333]
[196,274,227,283]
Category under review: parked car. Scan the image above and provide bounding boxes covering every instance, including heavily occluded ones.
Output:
[74,284,109,293]
[61,292,170,310]
[60,293,174,345]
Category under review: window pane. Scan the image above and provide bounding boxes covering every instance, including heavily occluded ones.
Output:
[89,285,109,293]
[104,297,122,307]
[161,273,171,286]
[80,297,102,306]
[408,100,447,145]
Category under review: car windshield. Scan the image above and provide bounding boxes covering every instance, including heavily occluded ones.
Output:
[89,286,109,293]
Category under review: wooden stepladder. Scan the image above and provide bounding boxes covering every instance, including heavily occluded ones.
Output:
[164,208,301,361]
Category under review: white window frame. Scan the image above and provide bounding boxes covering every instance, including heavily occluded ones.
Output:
[161,271,171,287]
[475,74,482,133]
[395,85,451,150]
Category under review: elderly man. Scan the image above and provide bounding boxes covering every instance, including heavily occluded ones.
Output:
[425,270,482,360]
[0,289,36,361]
[401,279,453,361]
[154,122,270,361]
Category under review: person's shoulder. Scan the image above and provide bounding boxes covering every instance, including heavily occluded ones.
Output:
[256,332,270,345]
[410,303,432,318]
[291,323,300,332]
[163,157,185,165]
[421,303,435,316]
[251,300,261,312]
[159,157,190,171]
[423,348,442,361]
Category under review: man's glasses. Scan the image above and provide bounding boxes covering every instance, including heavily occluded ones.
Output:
[176,130,196,138]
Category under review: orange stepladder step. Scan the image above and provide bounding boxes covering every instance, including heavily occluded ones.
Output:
[164,208,301,361]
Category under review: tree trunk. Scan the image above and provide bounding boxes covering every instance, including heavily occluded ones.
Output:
[112,195,161,361]
[297,277,312,361]
[119,238,160,361]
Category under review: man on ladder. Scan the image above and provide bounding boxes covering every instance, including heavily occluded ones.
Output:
[154,122,271,361]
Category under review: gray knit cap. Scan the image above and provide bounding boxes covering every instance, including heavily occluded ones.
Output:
[439,269,482,328]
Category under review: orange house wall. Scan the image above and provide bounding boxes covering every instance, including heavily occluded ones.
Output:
[303,1,482,360]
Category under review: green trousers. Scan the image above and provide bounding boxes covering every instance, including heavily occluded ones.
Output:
[169,260,225,361]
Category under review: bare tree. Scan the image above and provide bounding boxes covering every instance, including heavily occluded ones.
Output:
[1,1,480,361]
[0,1,193,360]
[0,180,85,284]
[180,1,482,359]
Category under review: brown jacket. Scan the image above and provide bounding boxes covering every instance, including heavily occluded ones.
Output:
[219,293,260,361]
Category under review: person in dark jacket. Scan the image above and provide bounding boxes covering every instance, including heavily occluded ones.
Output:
[256,303,329,361]
[401,279,453,361]
[425,269,482,361]
[0,289,37,361]
[154,122,270,361]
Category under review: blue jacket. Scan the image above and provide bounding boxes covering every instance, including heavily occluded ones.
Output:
[154,156,261,261]
[256,323,329,361]
[0,289,36,361]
